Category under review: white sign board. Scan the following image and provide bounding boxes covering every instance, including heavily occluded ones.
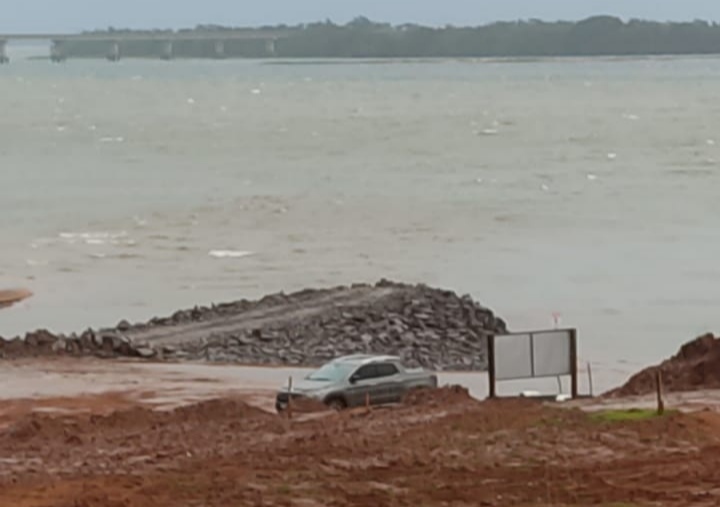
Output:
[494,329,574,381]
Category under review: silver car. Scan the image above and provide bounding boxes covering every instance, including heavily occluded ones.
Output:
[275,354,438,412]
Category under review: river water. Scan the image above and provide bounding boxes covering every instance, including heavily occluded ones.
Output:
[1,53,719,379]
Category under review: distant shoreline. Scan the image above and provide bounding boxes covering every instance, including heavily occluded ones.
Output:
[19,16,720,61]
[17,53,720,65]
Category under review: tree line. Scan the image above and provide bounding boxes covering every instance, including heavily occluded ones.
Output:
[62,16,720,59]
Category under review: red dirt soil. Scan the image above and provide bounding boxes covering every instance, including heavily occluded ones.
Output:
[3,387,720,506]
[402,384,471,406]
[0,288,32,308]
[608,333,720,397]
[0,392,139,431]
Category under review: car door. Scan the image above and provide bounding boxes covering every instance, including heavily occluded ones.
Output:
[345,364,384,407]
[375,362,404,404]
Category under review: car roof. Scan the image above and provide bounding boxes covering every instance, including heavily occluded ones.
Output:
[331,354,401,366]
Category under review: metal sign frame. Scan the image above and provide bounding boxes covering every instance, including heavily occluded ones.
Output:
[488,328,578,399]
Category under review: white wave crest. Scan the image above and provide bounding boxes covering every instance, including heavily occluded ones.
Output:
[208,250,254,259]
[60,231,127,240]
[58,231,130,246]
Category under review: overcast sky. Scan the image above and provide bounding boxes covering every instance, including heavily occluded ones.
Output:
[1,0,718,33]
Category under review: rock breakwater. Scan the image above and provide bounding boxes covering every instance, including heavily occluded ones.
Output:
[0,280,507,371]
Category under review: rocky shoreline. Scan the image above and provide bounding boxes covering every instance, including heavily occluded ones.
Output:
[0,280,507,371]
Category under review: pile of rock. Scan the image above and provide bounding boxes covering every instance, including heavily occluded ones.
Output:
[0,328,155,360]
[606,333,720,397]
[166,282,506,370]
[0,280,508,371]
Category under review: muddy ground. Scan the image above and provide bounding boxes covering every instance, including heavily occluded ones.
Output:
[2,359,720,506]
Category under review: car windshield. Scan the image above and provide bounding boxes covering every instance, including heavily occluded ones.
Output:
[306,362,355,382]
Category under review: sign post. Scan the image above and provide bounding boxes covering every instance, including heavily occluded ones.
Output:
[488,328,579,399]
[569,329,578,399]
[487,335,497,399]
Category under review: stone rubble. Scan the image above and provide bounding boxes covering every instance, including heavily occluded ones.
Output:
[0,280,507,371]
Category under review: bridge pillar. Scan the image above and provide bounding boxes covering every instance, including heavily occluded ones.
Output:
[159,40,173,60]
[107,41,121,62]
[0,40,8,64]
[265,38,276,57]
[213,40,225,59]
[50,40,67,63]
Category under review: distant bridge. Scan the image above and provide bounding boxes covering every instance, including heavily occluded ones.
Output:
[0,30,296,63]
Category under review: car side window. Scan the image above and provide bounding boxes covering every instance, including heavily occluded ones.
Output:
[353,364,379,381]
[377,363,399,377]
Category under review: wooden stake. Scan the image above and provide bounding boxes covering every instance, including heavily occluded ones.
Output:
[287,376,293,420]
[656,370,665,416]
[587,362,594,398]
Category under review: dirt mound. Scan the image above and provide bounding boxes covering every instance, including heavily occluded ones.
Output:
[0,288,32,308]
[0,280,507,371]
[607,333,720,397]
[403,385,474,407]
[173,398,271,421]
[5,389,720,507]
[1,397,271,446]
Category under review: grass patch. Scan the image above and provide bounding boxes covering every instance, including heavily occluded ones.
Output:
[536,415,566,427]
[275,484,292,495]
[589,408,677,422]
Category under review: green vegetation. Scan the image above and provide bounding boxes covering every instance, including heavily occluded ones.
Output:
[589,408,677,422]
[61,16,720,59]
[275,484,292,495]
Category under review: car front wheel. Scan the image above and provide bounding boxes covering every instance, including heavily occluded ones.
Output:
[326,397,347,411]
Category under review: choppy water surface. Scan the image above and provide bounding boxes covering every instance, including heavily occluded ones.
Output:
[2,55,720,378]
